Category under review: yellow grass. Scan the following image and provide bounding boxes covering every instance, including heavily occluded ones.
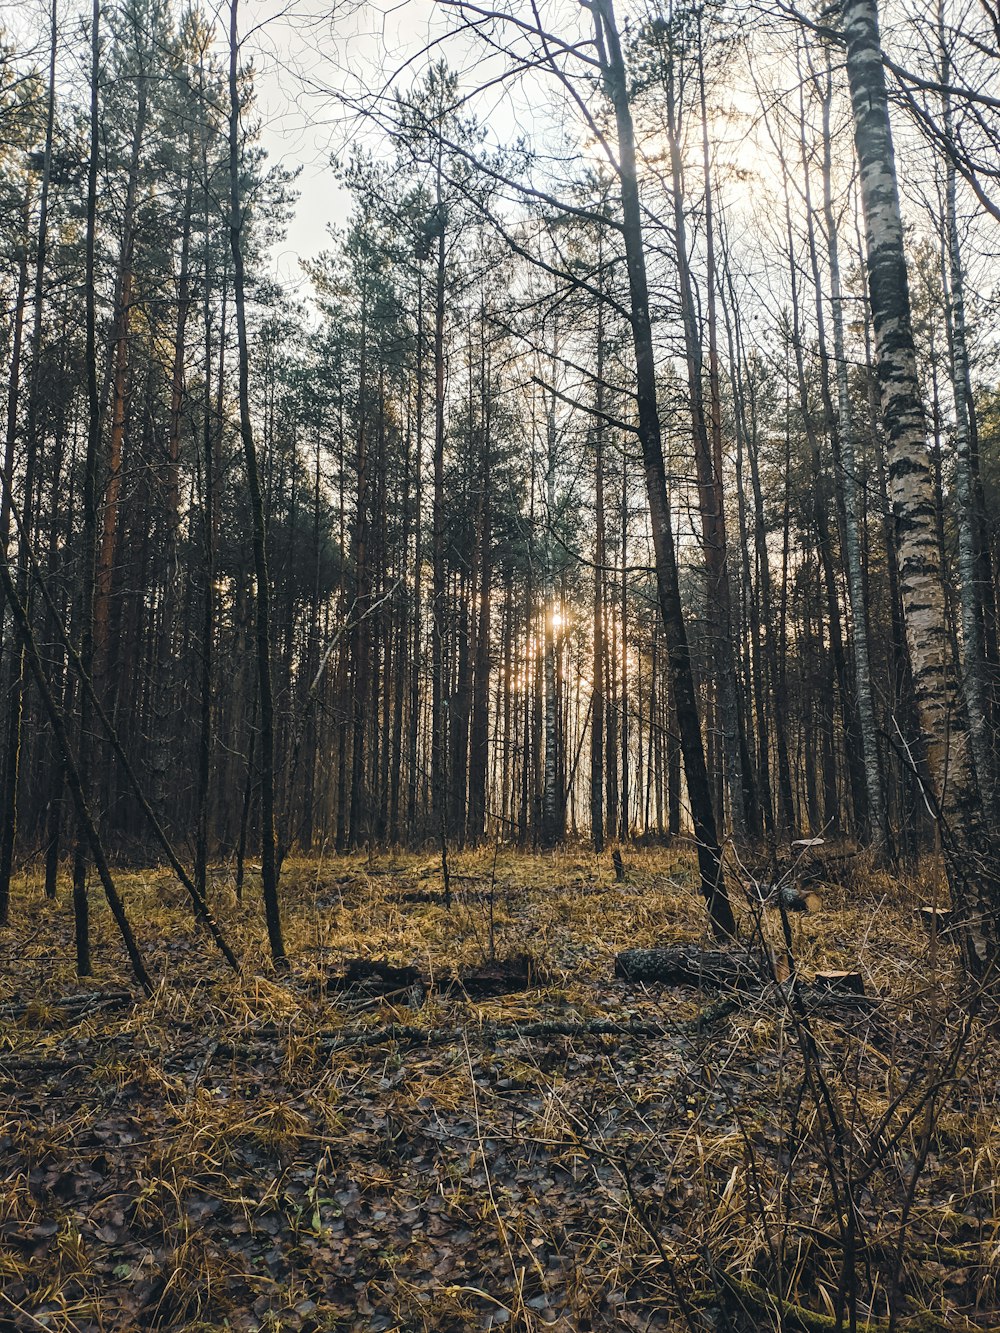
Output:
[0,844,995,1331]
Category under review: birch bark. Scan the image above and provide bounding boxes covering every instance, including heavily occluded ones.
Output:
[938,18,998,827]
[820,57,890,854]
[842,0,998,971]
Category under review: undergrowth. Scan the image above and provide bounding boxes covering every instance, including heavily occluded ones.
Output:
[0,845,996,1332]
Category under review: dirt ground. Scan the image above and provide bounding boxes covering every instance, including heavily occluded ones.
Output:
[1,845,997,1332]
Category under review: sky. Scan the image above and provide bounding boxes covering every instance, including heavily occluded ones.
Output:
[232,0,588,295]
[0,0,451,290]
[1,0,850,311]
[229,0,792,300]
[234,1,464,291]
[2,0,589,310]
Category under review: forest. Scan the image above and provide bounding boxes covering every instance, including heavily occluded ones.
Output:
[1,0,1000,1328]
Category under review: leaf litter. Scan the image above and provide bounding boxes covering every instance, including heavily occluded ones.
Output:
[1,847,998,1331]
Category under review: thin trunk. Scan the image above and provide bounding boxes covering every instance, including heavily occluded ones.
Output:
[407,267,424,833]
[94,73,148,673]
[229,0,285,966]
[431,175,448,839]
[468,310,492,841]
[195,239,220,897]
[152,162,193,809]
[591,308,607,853]
[619,461,629,840]
[0,550,151,993]
[348,300,372,848]
[939,18,998,826]
[0,3,56,922]
[541,385,563,848]
[591,0,735,939]
[662,32,744,844]
[782,177,856,837]
[697,32,757,839]
[72,0,103,976]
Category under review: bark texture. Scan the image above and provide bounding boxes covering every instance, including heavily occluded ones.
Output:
[842,0,999,972]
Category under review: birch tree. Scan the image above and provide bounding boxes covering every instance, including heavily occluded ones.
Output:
[841,0,1000,973]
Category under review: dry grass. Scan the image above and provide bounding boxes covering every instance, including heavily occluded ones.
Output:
[0,844,996,1332]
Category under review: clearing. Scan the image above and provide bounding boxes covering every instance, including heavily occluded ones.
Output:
[1,847,996,1332]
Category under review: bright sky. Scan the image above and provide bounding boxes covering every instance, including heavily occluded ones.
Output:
[1,0,845,311]
[0,0,452,288]
[238,1,450,289]
[233,1,588,293]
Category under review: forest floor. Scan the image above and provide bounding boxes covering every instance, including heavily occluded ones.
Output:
[1,845,998,1333]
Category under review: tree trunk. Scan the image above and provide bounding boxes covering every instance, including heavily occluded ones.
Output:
[151,161,193,812]
[841,0,998,973]
[540,384,563,848]
[819,54,890,855]
[72,0,103,977]
[467,305,492,842]
[938,27,998,827]
[591,0,735,939]
[229,0,285,967]
[428,172,451,862]
[662,34,745,845]
[591,305,607,853]
[781,176,857,838]
[94,71,148,675]
[348,302,372,849]
[0,3,55,922]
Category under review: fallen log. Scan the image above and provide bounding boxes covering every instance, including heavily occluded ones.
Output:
[615,948,880,1012]
[0,989,136,1022]
[0,1003,740,1079]
[615,946,764,990]
[1,981,878,1082]
[327,954,540,999]
[321,996,741,1054]
[720,1273,888,1333]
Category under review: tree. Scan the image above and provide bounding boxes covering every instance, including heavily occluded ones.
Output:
[841,0,999,974]
[587,0,735,938]
[228,0,284,966]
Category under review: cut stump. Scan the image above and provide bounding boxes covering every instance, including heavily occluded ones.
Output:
[915,906,954,936]
[813,970,865,995]
[443,953,537,998]
[329,959,424,996]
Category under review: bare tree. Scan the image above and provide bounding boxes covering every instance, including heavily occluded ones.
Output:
[841,0,999,973]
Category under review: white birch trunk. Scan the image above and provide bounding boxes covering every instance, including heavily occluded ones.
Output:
[938,20,998,827]
[842,0,998,973]
[821,61,889,854]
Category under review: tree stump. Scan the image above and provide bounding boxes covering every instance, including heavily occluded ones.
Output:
[813,969,865,995]
[329,959,424,996]
[915,906,954,936]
